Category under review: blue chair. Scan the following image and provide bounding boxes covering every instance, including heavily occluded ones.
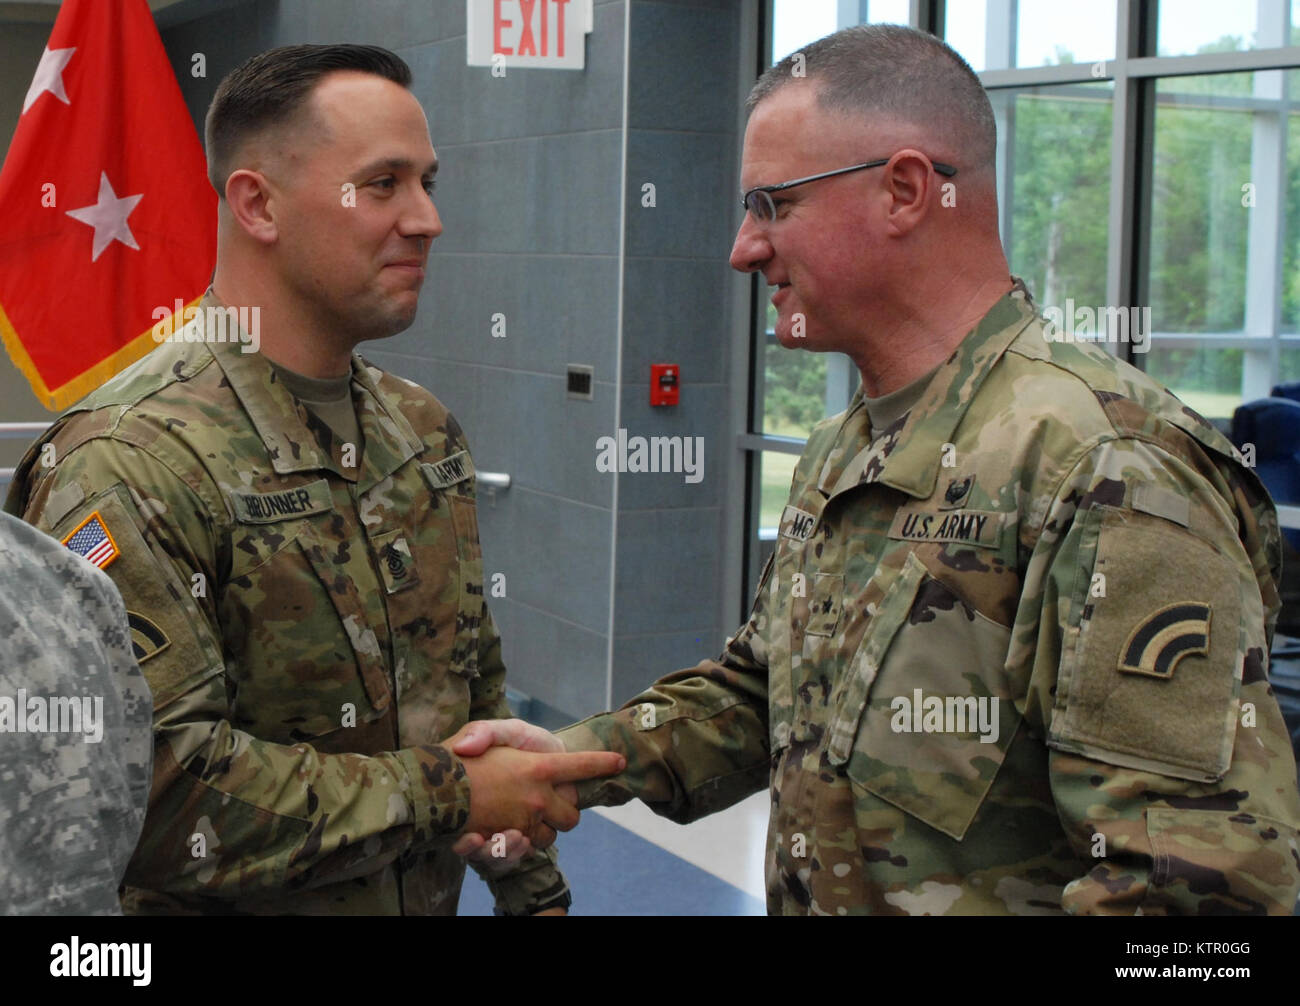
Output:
[1231,398,1300,553]
[1272,381,1300,405]
[1232,398,1300,765]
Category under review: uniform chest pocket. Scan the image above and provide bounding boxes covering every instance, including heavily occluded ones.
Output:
[826,553,1021,840]
[224,509,392,743]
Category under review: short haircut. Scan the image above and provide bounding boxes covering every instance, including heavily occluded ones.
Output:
[204,44,413,197]
[748,25,996,172]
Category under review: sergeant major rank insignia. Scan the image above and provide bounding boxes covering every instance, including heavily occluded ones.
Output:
[373,530,418,593]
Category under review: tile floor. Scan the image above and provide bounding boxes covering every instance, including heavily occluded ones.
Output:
[459,791,770,916]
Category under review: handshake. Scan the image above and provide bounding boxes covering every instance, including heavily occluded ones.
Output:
[444,718,624,873]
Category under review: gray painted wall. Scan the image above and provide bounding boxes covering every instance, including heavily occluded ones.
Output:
[613,0,742,702]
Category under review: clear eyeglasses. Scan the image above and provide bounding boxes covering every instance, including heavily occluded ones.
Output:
[742,157,958,222]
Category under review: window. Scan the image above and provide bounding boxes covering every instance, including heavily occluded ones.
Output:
[1156,0,1300,57]
[994,82,1114,315]
[947,0,1118,72]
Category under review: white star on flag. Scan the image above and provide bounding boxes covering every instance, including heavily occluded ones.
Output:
[22,46,76,114]
[66,172,144,262]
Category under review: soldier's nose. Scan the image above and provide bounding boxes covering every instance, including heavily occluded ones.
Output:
[729,214,771,273]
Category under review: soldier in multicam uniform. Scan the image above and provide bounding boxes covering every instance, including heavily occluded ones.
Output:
[460,25,1300,914]
[0,510,152,915]
[4,44,622,915]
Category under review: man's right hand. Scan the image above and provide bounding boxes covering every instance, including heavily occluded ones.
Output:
[456,743,624,849]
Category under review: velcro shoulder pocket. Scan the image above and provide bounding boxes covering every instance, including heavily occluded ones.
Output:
[1048,505,1241,783]
[52,484,223,711]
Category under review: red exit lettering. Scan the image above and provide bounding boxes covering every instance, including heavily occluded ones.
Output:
[493,0,572,58]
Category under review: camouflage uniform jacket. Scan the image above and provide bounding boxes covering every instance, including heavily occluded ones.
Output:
[559,283,1300,915]
[0,511,152,915]
[4,294,567,915]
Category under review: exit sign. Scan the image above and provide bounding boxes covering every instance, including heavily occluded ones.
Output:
[466,0,594,71]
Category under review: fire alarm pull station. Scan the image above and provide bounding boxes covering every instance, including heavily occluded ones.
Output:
[650,364,679,406]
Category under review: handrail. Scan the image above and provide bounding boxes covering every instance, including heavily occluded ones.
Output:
[0,423,49,487]
[0,422,51,438]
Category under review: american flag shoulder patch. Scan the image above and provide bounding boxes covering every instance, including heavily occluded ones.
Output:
[61,510,121,570]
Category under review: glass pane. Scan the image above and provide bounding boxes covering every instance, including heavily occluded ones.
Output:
[945,0,988,70]
[1149,74,1255,335]
[761,336,828,438]
[1281,70,1300,333]
[1143,71,1289,417]
[758,299,856,438]
[1154,0,1295,57]
[745,450,799,601]
[758,450,798,535]
[997,83,1113,318]
[770,0,912,63]
[1143,345,1245,419]
[946,0,1116,73]
[862,0,911,27]
[771,0,839,62]
[1279,343,1300,384]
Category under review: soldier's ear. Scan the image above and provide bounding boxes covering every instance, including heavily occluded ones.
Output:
[223,169,278,245]
[882,151,933,238]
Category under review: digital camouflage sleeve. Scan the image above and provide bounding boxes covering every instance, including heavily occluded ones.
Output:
[5,301,566,915]
[0,511,152,915]
[558,285,1300,915]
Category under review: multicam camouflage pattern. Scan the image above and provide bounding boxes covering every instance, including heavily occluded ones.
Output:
[0,510,152,915]
[560,282,1300,915]
[4,290,566,915]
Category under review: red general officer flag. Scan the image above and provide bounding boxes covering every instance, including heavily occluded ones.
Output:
[0,0,217,411]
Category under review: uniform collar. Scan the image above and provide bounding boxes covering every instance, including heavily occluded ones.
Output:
[818,280,1038,501]
[349,356,425,492]
[200,289,422,490]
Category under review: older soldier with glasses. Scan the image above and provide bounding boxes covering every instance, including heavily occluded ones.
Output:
[458,23,1300,916]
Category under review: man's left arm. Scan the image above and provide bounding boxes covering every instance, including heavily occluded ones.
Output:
[1022,435,1300,915]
